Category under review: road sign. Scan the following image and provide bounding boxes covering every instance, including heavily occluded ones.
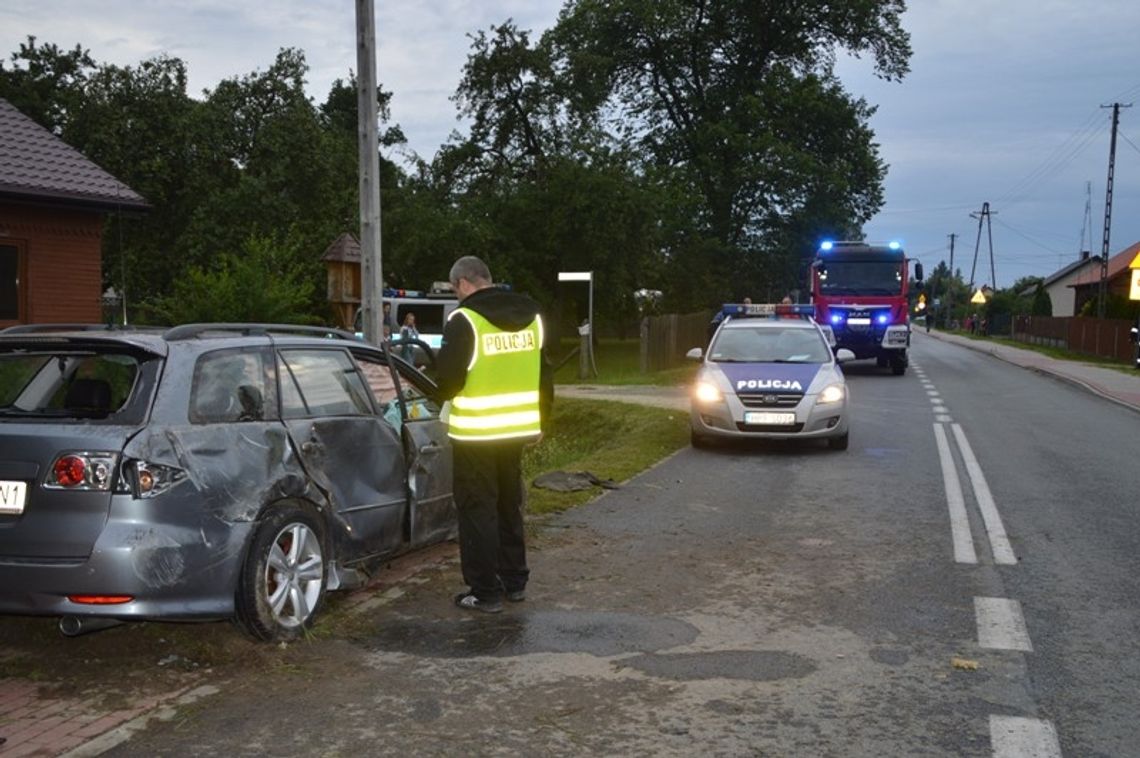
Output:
[1130,251,1140,269]
[970,289,987,304]
[1130,269,1140,301]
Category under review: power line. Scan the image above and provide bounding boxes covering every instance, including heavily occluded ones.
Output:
[992,109,1106,208]
[993,218,1066,255]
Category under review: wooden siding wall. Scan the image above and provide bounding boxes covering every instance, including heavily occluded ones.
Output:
[639,311,712,372]
[0,203,104,324]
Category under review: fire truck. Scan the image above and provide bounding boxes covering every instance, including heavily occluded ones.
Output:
[809,240,923,376]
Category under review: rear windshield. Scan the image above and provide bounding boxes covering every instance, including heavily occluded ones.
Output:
[0,351,140,419]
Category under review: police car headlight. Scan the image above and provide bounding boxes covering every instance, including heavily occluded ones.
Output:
[694,381,723,404]
[818,384,845,404]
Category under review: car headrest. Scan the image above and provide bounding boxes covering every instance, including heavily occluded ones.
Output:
[64,378,113,412]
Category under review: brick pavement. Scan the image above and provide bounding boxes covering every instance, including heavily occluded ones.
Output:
[0,541,458,757]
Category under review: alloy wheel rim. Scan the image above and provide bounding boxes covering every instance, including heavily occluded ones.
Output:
[264,522,324,629]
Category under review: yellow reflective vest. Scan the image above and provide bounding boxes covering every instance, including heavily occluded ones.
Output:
[446,307,543,442]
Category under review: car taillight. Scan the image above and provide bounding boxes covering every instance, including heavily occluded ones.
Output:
[124,460,186,499]
[45,452,119,491]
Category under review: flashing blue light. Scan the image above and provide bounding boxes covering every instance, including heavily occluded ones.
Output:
[830,313,844,325]
[876,314,890,325]
[888,240,901,250]
[820,240,834,251]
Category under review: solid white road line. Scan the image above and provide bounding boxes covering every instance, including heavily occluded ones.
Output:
[990,716,1061,758]
[975,597,1033,651]
[934,423,977,564]
[951,423,1017,565]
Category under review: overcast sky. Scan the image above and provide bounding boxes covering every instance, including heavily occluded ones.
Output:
[3,0,1140,288]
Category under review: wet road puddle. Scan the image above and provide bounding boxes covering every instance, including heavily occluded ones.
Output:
[362,610,698,658]
[360,610,817,682]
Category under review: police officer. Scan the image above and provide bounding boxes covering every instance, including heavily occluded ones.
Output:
[435,256,553,612]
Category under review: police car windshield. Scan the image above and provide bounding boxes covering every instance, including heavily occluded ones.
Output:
[710,327,831,364]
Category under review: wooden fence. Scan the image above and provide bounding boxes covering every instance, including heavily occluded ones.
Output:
[639,311,712,372]
[1011,315,1136,362]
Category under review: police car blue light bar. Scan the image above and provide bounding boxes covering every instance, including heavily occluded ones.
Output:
[819,240,834,251]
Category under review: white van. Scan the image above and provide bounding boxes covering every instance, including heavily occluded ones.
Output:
[354,287,459,349]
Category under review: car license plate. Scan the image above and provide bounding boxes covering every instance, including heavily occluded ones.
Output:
[0,480,28,515]
[744,411,796,425]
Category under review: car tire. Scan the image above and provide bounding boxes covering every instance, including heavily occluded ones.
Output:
[827,432,849,451]
[691,429,714,449]
[235,502,327,642]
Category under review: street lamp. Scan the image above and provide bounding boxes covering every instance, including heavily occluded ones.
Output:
[558,271,597,378]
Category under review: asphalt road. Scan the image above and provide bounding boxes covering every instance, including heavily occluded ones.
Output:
[104,332,1140,757]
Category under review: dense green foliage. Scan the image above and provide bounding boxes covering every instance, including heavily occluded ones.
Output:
[1,4,912,325]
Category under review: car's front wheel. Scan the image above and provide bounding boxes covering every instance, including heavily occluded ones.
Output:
[235,503,327,642]
[827,432,850,451]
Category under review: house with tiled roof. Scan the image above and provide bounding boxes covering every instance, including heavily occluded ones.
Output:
[1069,240,1140,314]
[0,97,148,327]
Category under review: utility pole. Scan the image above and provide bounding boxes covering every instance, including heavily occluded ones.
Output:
[968,202,996,293]
[943,232,957,328]
[356,0,384,344]
[1098,102,1131,319]
[1079,179,1093,260]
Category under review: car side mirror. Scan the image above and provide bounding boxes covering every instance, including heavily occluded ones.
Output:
[835,348,856,364]
[914,262,924,282]
[686,347,703,361]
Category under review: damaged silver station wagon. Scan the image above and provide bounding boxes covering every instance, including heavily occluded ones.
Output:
[0,324,454,641]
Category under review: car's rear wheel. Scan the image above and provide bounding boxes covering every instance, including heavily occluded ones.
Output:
[827,432,850,451]
[235,503,327,642]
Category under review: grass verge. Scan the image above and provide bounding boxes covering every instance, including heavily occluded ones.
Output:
[552,338,698,386]
[523,397,689,515]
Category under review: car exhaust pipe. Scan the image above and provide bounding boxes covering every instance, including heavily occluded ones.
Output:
[59,615,125,637]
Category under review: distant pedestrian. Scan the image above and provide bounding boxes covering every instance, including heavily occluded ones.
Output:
[435,255,553,613]
[399,313,419,362]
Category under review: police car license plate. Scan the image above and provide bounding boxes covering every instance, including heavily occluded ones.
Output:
[744,411,796,425]
[0,480,27,515]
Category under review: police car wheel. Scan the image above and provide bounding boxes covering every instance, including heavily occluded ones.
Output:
[690,430,714,449]
[827,432,849,451]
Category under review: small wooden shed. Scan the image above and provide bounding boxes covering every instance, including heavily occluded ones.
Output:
[321,232,362,330]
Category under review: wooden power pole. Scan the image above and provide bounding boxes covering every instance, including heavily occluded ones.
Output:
[356,0,384,344]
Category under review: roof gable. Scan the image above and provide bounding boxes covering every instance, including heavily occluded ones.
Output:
[1071,241,1140,287]
[0,97,149,211]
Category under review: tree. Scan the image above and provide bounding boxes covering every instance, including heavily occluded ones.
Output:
[144,234,316,324]
[545,0,911,306]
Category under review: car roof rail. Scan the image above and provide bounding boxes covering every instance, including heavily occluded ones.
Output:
[0,323,165,335]
[162,323,362,342]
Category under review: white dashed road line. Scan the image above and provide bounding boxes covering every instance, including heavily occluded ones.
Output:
[975,597,1033,651]
[990,716,1062,758]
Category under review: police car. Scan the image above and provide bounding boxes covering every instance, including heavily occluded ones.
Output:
[687,303,855,450]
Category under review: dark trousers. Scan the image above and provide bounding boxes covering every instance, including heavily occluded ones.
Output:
[453,440,529,601]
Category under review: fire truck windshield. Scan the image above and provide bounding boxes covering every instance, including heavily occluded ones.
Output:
[817,261,903,296]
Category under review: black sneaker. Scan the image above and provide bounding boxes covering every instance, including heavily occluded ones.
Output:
[454,592,503,613]
[505,589,526,602]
